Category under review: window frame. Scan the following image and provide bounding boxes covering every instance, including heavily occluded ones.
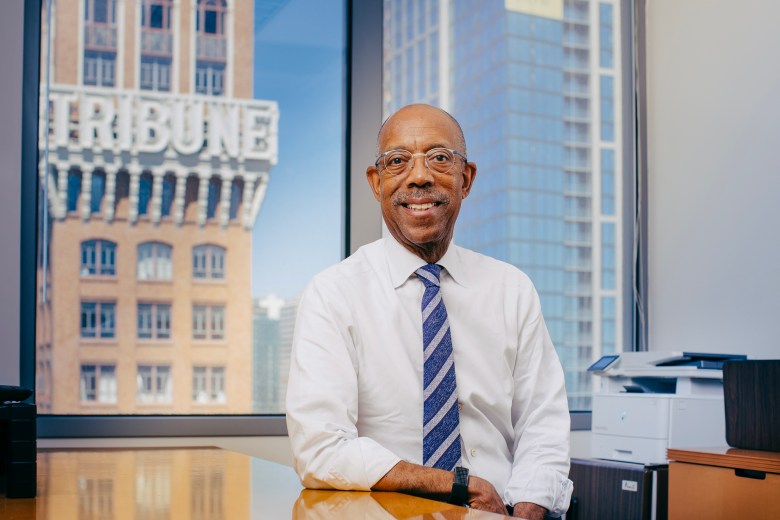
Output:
[137,302,172,340]
[192,244,226,280]
[79,363,117,403]
[21,0,640,436]
[80,300,116,340]
[137,241,173,281]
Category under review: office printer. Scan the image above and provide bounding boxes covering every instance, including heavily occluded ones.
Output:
[589,351,745,464]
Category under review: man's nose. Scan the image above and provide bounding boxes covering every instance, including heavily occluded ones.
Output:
[406,154,434,186]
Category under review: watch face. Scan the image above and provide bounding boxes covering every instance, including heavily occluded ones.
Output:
[450,466,470,506]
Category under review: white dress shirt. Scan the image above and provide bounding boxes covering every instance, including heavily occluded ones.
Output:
[286,236,574,515]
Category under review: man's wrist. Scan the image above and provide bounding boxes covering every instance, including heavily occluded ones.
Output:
[449,466,469,505]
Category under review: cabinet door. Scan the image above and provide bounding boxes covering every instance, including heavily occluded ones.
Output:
[669,462,780,519]
[569,459,667,520]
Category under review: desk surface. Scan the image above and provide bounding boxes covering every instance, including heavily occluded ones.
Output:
[667,446,780,473]
[1,447,509,519]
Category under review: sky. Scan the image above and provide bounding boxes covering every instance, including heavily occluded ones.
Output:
[249,0,347,300]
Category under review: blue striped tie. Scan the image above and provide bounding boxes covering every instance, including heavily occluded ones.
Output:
[416,264,461,470]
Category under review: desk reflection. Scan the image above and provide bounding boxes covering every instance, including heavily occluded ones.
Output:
[0,449,509,519]
[293,489,508,519]
[36,448,249,520]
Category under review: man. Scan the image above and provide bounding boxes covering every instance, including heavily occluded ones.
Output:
[286,104,573,518]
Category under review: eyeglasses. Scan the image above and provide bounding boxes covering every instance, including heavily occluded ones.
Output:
[374,147,467,176]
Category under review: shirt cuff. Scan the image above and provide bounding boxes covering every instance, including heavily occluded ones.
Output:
[301,436,402,491]
[504,466,574,517]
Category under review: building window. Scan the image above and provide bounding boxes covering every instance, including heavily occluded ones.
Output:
[80,364,117,403]
[192,304,225,340]
[138,172,153,216]
[67,170,82,212]
[192,366,226,403]
[601,296,616,354]
[206,177,220,219]
[229,179,243,220]
[137,242,173,281]
[192,244,225,279]
[601,222,616,290]
[83,51,116,87]
[140,0,173,92]
[600,75,615,141]
[196,0,226,35]
[80,301,116,339]
[137,303,172,340]
[83,0,117,86]
[81,239,116,276]
[137,365,172,404]
[141,0,172,29]
[195,61,225,96]
[140,56,172,91]
[90,171,106,213]
[195,0,227,96]
[600,3,614,69]
[601,149,615,215]
[161,174,176,217]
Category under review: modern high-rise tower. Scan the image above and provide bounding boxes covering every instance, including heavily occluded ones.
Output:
[36,0,279,414]
[383,0,623,409]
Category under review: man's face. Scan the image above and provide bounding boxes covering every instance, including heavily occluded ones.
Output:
[366,105,476,260]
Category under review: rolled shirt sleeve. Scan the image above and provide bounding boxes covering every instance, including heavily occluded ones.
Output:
[503,290,574,516]
[285,279,401,490]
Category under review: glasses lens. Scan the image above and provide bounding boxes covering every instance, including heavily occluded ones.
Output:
[426,148,455,173]
[383,150,412,174]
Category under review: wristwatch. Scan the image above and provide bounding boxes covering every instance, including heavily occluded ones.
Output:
[449,466,470,506]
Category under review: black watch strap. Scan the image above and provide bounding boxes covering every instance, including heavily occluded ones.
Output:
[449,466,469,506]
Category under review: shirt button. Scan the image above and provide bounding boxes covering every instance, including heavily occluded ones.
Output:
[470,448,477,457]
[458,402,463,411]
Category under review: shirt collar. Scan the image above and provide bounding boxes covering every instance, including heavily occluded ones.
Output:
[383,234,468,289]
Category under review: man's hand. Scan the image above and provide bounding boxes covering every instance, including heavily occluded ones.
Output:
[373,461,508,514]
[512,501,548,520]
[466,475,507,514]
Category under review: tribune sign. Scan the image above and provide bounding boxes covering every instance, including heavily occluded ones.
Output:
[43,85,279,164]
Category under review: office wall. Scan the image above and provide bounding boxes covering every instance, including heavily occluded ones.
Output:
[0,0,24,386]
[645,0,780,358]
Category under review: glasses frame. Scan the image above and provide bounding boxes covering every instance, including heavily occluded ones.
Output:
[374,147,468,176]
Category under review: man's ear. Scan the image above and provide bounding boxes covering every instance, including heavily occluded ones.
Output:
[460,161,477,198]
[366,165,382,201]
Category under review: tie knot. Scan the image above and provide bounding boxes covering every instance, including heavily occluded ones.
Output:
[416,264,442,288]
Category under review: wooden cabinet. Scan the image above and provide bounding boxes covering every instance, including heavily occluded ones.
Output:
[668,447,780,519]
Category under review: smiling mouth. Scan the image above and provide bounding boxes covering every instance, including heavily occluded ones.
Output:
[402,202,441,211]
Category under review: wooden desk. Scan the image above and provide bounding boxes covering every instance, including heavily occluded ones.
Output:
[0,448,509,519]
[667,447,780,519]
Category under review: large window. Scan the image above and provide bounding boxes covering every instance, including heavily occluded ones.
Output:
[30,0,628,432]
[36,0,346,421]
[383,0,631,410]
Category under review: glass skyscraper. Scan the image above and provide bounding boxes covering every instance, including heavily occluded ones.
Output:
[383,0,623,409]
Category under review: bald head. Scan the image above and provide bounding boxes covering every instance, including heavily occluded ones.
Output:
[376,104,467,158]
